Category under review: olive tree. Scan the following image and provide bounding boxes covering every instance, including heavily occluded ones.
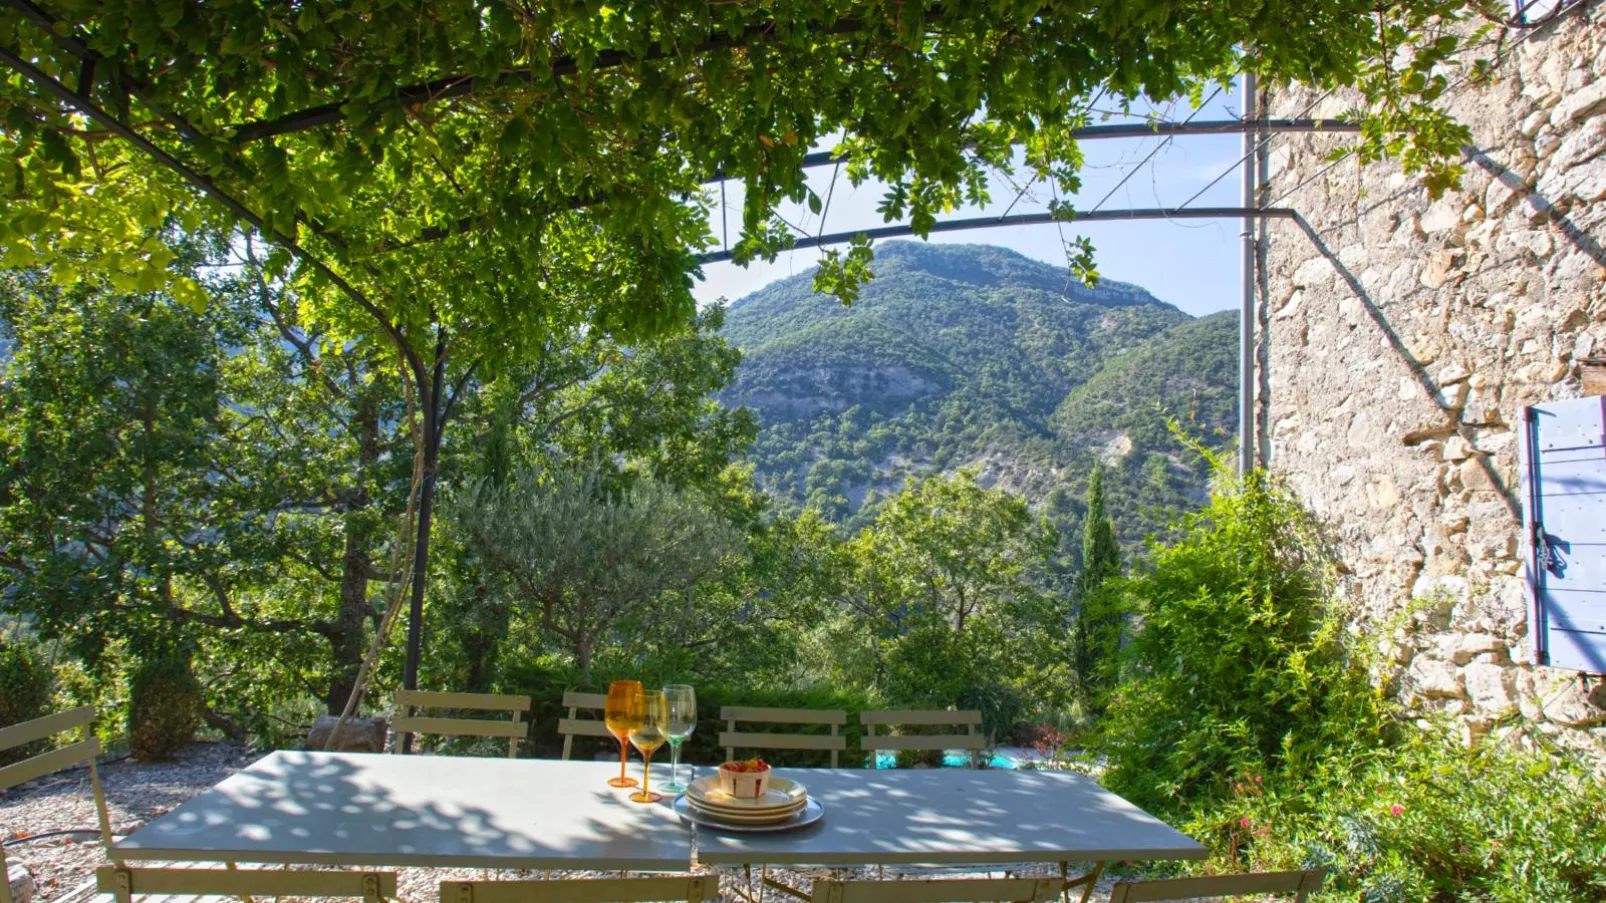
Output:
[448,466,739,684]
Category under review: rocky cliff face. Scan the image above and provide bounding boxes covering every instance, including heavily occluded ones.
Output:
[1262,4,1606,757]
[720,241,1238,541]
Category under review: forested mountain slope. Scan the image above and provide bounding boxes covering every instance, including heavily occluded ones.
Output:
[719,242,1238,553]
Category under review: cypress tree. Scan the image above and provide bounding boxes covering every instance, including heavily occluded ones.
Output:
[1073,464,1123,703]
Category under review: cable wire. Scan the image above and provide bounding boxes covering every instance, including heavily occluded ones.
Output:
[1088,81,1227,214]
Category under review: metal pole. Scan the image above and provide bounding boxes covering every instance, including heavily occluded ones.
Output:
[1255,88,1272,471]
[693,206,1297,265]
[1238,70,1258,477]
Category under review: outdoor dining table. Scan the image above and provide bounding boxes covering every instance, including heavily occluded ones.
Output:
[113,751,1205,879]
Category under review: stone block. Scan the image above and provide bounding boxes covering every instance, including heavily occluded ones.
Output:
[1292,256,1337,288]
[1422,250,1460,288]
[1420,199,1462,233]
[1412,574,1469,615]
[1438,382,1470,410]
[1520,193,1554,225]
[1403,657,1464,699]
[1503,229,1555,258]
[1465,664,1519,715]
[305,715,390,753]
[1451,632,1507,666]
[1539,675,1606,727]
[1520,109,1549,138]
[1550,79,1606,127]
[1552,118,1606,172]
[1460,458,1499,492]
[1485,177,1522,215]
[6,864,34,903]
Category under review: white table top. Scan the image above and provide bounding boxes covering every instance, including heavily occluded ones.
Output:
[687,767,1208,866]
[114,751,692,869]
[114,754,1204,871]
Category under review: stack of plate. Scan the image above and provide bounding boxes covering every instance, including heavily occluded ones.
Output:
[684,774,808,826]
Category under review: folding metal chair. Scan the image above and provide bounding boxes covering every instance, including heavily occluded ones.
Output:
[391,689,532,757]
[97,865,397,903]
[860,709,984,768]
[1,706,114,903]
[719,706,846,768]
[1108,869,1325,903]
[557,691,610,761]
[442,876,717,903]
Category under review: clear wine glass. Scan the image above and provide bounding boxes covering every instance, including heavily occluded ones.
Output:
[629,689,669,803]
[661,684,697,793]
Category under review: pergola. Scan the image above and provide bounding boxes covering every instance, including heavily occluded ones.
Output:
[0,0,1364,724]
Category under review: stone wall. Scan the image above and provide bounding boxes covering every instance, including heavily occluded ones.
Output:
[1260,3,1606,758]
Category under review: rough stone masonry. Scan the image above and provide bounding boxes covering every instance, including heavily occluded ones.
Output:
[1260,3,1606,759]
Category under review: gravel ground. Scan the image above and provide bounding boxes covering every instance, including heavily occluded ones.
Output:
[2,744,1138,903]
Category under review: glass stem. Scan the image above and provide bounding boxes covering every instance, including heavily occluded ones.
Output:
[671,739,683,784]
[618,737,629,783]
[643,750,652,797]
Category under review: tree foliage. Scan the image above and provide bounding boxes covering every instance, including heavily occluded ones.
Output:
[3,0,1489,337]
[448,465,740,684]
[0,637,54,763]
[1071,464,1122,703]
[1,0,1490,701]
[0,261,413,720]
[1096,467,1381,808]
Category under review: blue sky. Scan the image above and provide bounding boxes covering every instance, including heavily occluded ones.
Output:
[693,88,1251,318]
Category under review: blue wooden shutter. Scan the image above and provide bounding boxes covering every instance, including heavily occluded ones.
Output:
[1522,395,1606,673]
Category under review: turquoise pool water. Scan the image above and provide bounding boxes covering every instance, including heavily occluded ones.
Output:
[872,750,1019,769]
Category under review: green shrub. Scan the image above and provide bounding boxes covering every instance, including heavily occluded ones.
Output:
[0,639,56,764]
[127,655,202,761]
[1095,469,1383,814]
[1095,462,1606,901]
[1207,728,1606,902]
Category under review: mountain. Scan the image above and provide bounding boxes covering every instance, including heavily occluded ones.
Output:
[719,241,1237,552]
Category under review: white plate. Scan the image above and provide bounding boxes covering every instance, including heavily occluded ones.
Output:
[687,775,808,811]
[689,797,806,823]
[693,793,809,822]
[674,794,825,833]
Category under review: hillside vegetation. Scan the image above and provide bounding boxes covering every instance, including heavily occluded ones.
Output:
[720,241,1238,552]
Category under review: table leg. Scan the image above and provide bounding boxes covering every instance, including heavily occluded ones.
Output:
[761,875,812,902]
[1060,861,1107,903]
[224,860,257,903]
[729,864,761,903]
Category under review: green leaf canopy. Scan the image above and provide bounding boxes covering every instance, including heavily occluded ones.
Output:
[2,0,1476,365]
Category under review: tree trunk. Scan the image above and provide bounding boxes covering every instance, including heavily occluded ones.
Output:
[577,640,593,687]
[327,390,380,713]
[402,346,446,734]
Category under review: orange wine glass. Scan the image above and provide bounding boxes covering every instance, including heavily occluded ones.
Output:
[604,680,644,788]
[629,689,670,803]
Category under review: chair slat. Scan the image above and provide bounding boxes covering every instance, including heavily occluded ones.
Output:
[97,867,397,899]
[395,690,532,712]
[813,877,1062,903]
[391,716,528,739]
[0,739,102,791]
[557,719,613,738]
[859,710,981,726]
[560,692,607,709]
[718,731,845,751]
[444,876,716,903]
[1108,870,1324,903]
[720,706,846,725]
[861,735,987,752]
[0,706,96,753]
